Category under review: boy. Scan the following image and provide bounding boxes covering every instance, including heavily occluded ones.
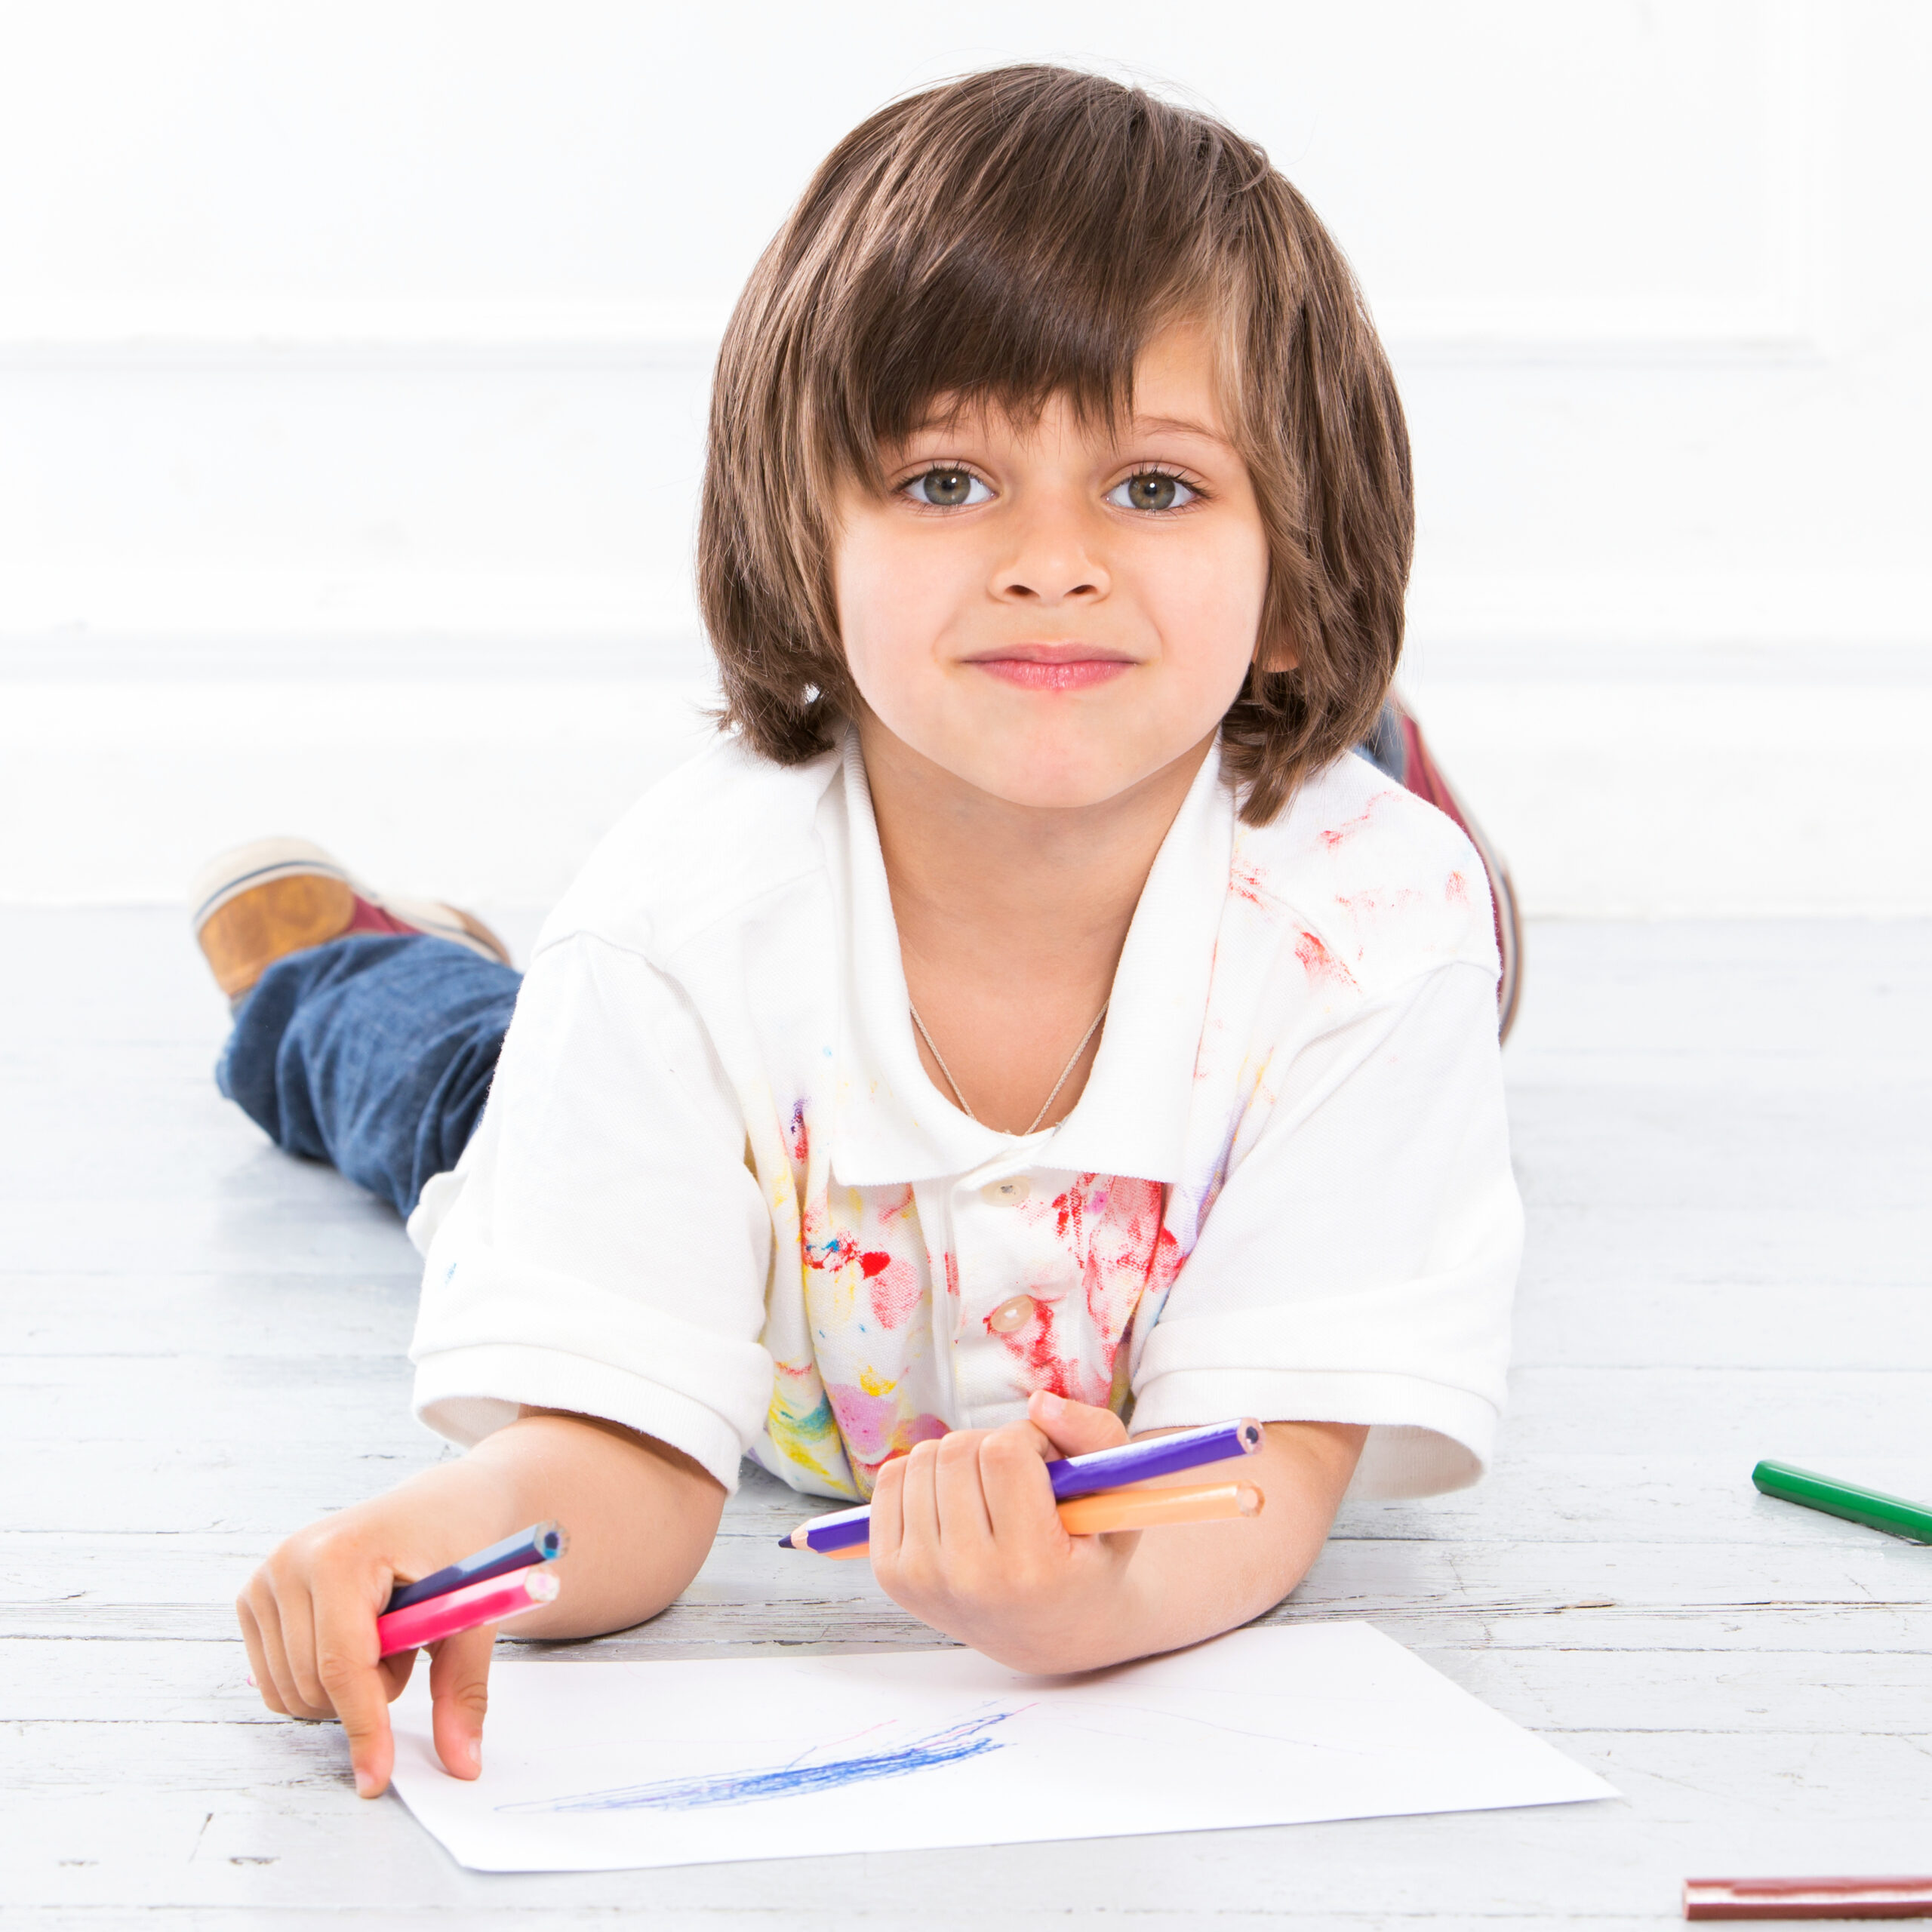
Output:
[211,66,1523,1799]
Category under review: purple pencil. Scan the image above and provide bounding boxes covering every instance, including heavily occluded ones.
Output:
[780,1417,1265,1554]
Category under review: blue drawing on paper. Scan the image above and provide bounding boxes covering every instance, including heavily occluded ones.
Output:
[500,1709,1017,1814]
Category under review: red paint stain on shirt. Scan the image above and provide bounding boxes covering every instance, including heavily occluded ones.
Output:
[1338,886,1419,921]
[990,1175,1183,1405]
[866,1253,922,1330]
[787,1100,809,1165]
[1446,869,1469,903]
[1229,860,1267,906]
[1318,795,1386,850]
[801,1221,857,1276]
[1295,929,1359,990]
[984,1294,1079,1398]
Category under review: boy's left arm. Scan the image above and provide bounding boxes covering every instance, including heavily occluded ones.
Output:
[866,1391,1365,1674]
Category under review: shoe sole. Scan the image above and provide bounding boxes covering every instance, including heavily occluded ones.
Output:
[189,836,513,998]
[198,871,356,1000]
[189,836,352,931]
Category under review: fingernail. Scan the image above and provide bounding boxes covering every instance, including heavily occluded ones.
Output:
[245,1672,257,1688]
[354,1768,377,1799]
[466,1737,481,1767]
[1034,1390,1065,1419]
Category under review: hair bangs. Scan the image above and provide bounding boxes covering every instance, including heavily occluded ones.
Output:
[817,83,1235,481]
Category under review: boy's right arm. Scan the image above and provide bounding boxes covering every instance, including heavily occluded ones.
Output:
[238,1409,724,1798]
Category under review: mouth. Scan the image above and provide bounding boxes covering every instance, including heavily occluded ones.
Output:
[961,641,1138,693]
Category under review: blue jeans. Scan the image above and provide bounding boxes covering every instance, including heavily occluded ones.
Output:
[218,935,521,1220]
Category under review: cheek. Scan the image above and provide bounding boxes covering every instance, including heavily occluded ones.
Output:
[832,520,955,707]
[1147,521,1272,685]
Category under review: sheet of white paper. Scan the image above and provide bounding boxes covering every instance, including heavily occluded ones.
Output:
[389,1623,1617,1872]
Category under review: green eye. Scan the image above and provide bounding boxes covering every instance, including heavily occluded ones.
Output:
[1108,471,1194,512]
[912,468,989,507]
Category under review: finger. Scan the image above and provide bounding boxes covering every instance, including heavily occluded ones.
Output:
[1026,1389,1130,1458]
[897,1438,944,1555]
[235,1594,288,1715]
[265,1569,329,1715]
[980,1421,1066,1546]
[427,1623,496,1780]
[311,1592,392,1799]
[378,1647,418,1705]
[867,1454,907,1567]
[249,1577,325,1720]
[933,1429,995,1552]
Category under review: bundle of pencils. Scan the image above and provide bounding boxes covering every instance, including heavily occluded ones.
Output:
[781,1417,1267,1558]
[375,1522,567,1658]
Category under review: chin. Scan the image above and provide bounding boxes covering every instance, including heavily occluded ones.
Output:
[958,741,1150,811]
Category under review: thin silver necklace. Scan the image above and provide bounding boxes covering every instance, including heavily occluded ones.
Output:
[909,998,1109,1137]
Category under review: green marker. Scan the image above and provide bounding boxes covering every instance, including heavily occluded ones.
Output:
[1752,1460,1932,1545]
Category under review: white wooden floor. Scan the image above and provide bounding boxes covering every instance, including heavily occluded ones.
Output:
[4,912,1929,1930]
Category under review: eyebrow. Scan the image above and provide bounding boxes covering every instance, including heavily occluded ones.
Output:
[900,410,1229,445]
[1128,414,1226,441]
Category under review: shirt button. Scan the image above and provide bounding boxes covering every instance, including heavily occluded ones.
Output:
[981,1177,1031,1205]
[988,1294,1035,1334]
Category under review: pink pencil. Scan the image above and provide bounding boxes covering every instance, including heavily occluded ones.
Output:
[374,1562,559,1657]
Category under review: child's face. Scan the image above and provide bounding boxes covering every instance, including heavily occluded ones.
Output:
[832,319,1271,812]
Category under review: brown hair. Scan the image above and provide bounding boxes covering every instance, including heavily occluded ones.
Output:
[698,64,1412,823]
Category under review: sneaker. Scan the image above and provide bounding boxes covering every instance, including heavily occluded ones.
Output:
[189,836,512,1002]
[1378,699,1524,1042]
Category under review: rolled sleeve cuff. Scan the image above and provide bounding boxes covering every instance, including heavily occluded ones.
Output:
[408,1248,776,1494]
[1129,1367,1499,1500]
[412,1343,752,1494]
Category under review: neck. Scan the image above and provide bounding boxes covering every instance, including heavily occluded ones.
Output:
[858,714,1216,995]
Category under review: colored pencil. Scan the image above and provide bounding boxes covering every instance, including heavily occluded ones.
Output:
[384,1521,568,1612]
[1751,1462,1932,1545]
[1059,1479,1263,1535]
[375,1563,559,1657]
[782,1417,1264,1555]
[815,1481,1266,1558]
[1684,1875,1932,1920]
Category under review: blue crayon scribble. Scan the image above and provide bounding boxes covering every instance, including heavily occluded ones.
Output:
[500,1709,1017,1815]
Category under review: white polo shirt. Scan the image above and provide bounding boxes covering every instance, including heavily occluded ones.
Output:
[408,729,1521,1504]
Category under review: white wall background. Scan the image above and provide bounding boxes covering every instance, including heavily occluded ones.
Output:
[2,0,1927,916]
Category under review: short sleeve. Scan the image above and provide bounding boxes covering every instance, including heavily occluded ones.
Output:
[409,933,775,1491]
[1130,960,1521,1498]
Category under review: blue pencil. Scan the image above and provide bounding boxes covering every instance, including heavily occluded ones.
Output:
[781,1417,1265,1554]
[384,1521,568,1612]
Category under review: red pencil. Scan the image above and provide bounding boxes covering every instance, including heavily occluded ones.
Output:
[374,1562,559,1657]
[1684,1877,1932,1921]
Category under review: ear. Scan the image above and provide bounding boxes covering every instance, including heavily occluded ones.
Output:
[1253,629,1300,675]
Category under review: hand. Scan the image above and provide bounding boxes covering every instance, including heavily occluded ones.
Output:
[236,1411,731,1801]
[237,1490,507,1798]
[866,1390,1144,1674]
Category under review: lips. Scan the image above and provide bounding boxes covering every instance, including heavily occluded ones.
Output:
[963,642,1137,691]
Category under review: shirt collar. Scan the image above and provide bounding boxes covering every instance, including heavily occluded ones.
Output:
[825,731,1231,1189]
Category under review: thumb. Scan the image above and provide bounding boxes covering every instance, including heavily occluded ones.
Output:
[1026,1389,1129,1459]
[427,1623,496,1780]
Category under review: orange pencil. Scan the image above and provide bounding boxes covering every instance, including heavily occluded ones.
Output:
[819,1480,1265,1557]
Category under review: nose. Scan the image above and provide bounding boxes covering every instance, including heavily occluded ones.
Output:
[989,500,1109,606]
